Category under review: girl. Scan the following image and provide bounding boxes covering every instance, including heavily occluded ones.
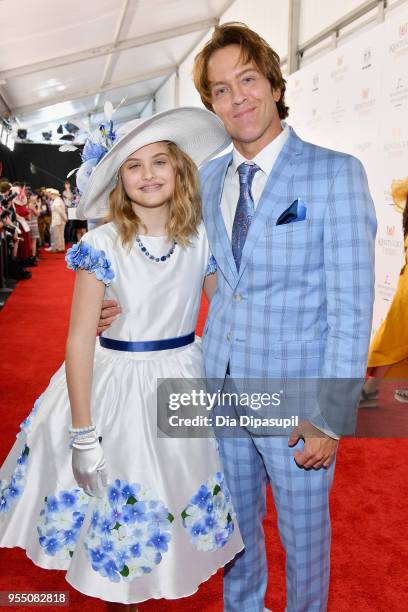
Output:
[0,108,243,609]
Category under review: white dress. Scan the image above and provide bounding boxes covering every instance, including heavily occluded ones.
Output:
[0,221,243,604]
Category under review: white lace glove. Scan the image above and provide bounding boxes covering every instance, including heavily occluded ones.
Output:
[71,430,108,498]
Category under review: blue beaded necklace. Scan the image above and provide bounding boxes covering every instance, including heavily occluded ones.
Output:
[135,234,177,263]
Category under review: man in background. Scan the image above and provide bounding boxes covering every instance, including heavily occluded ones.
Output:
[45,188,67,253]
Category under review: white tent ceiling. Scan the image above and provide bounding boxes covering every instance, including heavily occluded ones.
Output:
[0,0,235,143]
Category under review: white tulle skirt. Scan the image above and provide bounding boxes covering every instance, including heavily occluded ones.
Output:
[0,339,243,604]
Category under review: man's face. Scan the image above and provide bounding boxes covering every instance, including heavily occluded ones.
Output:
[207,44,282,155]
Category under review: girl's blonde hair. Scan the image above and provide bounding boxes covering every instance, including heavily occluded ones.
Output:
[106,141,201,248]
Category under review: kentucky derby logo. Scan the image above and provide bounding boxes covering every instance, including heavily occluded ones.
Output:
[386,226,395,237]
[307,106,321,127]
[362,48,372,69]
[389,77,408,109]
[390,23,408,53]
[331,55,348,80]
[399,22,408,38]
[378,235,403,249]
[354,88,375,113]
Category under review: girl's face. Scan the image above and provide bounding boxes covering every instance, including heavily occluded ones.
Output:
[121,141,175,209]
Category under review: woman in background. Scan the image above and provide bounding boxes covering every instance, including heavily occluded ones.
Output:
[28,194,41,261]
[360,177,408,407]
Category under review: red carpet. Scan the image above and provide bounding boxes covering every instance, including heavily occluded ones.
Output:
[0,249,407,611]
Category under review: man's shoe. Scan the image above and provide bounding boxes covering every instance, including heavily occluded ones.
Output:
[359,389,379,408]
[394,389,408,403]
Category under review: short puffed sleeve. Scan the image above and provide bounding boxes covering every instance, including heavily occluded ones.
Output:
[65,234,115,286]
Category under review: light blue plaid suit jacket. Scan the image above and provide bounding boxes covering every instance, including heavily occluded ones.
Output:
[201,127,377,382]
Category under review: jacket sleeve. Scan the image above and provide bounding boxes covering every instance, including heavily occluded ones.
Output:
[323,155,377,377]
[312,155,377,436]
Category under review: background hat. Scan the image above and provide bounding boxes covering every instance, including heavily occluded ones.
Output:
[76,107,231,220]
[45,188,60,196]
[391,177,408,213]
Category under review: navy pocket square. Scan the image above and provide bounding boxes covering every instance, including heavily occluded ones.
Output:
[276,199,307,225]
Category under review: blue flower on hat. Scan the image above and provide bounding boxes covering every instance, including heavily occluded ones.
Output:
[81,140,107,165]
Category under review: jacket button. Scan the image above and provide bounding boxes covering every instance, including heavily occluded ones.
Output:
[226,333,231,342]
[234,293,242,302]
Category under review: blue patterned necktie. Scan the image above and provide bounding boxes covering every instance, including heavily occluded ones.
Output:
[232,162,260,270]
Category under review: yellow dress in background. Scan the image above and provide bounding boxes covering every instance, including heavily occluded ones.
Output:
[368,236,408,376]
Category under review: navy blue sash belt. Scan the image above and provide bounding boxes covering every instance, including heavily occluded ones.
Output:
[99,331,195,352]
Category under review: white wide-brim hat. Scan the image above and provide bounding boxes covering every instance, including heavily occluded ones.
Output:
[76,107,231,220]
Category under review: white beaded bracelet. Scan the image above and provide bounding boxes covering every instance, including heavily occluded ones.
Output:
[68,424,97,448]
[69,425,96,448]
[68,424,96,435]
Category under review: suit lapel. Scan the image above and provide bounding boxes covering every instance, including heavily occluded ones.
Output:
[237,127,304,281]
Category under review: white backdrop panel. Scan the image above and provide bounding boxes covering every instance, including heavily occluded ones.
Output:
[287,5,408,335]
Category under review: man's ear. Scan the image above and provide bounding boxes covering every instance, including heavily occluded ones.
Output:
[272,88,281,102]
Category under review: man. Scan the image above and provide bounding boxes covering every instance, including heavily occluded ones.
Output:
[99,23,376,612]
[45,188,67,252]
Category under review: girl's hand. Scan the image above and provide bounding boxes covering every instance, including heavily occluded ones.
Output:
[71,431,108,497]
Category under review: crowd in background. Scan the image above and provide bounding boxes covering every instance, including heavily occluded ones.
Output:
[0,178,85,307]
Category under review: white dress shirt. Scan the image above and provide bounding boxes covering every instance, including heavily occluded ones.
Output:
[220,122,290,239]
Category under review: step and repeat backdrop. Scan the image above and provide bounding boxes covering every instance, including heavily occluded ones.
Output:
[286,5,408,335]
